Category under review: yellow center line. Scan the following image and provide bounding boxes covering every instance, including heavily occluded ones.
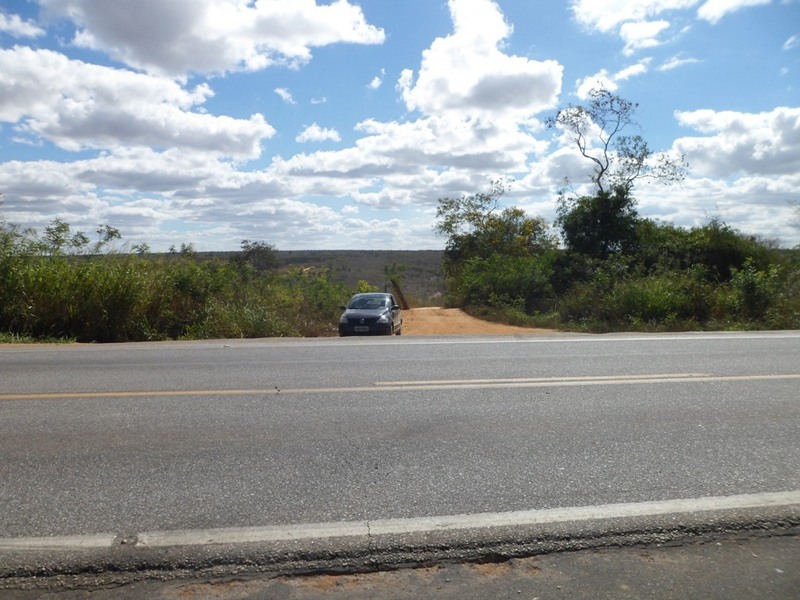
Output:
[1,373,799,402]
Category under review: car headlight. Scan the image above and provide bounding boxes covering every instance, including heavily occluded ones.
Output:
[339,313,349,323]
[376,312,389,323]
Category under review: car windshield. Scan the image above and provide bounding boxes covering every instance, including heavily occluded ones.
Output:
[348,296,389,310]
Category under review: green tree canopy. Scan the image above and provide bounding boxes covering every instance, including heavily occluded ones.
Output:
[550,89,688,259]
[237,239,278,272]
[435,181,555,276]
[556,186,641,260]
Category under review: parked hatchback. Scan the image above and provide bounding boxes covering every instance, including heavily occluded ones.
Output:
[338,292,402,336]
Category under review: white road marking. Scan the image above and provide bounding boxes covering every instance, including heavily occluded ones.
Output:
[375,373,710,386]
[2,490,798,551]
[0,533,116,550]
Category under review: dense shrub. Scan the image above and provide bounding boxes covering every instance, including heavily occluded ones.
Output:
[436,188,799,332]
[457,253,556,313]
[556,269,714,331]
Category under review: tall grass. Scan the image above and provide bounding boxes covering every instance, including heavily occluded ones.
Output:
[0,252,352,342]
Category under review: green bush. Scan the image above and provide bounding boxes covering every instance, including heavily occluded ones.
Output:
[727,259,776,320]
[604,273,713,328]
[556,267,719,331]
[457,253,556,313]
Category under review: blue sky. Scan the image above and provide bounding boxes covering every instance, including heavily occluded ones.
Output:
[1,0,798,251]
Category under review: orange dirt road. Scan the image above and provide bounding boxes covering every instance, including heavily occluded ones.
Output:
[402,307,553,336]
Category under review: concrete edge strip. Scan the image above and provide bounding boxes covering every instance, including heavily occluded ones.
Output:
[2,490,798,552]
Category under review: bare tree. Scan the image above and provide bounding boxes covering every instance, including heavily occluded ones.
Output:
[549,88,688,193]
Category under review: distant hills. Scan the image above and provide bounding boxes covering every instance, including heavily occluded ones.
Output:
[276,250,445,304]
[198,249,446,305]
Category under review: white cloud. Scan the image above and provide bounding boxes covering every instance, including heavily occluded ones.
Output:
[274,88,296,104]
[38,0,386,77]
[575,70,618,98]
[254,0,563,219]
[3,0,794,252]
[616,59,653,80]
[784,34,800,51]
[659,54,700,71]
[674,107,800,178]
[570,0,773,50]
[570,0,698,33]
[368,68,386,90]
[0,47,274,158]
[397,0,562,119]
[0,11,45,37]
[637,174,800,245]
[296,123,341,143]
[619,20,671,55]
[1,0,562,239]
[575,59,651,98]
[696,0,772,23]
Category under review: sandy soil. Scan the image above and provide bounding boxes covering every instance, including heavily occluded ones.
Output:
[402,307,553,336]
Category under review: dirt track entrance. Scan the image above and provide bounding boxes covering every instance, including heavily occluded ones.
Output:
[403,307,552,336]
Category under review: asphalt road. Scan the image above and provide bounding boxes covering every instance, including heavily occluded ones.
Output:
[1,331,799,581]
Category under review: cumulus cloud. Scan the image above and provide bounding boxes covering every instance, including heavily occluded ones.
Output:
[368,68,385,90]
[0,47,274,158]
[281,110,545,185]
[269,0,562,215]
[296,123,341,143]
[613,105,800,246]
[636,173,800,245]
[3,0,793,251]
[696,0,772,23]
[570,0,698,33]
[38,0,386,77]
[575,59,651,98]
[0,1,570,250]
[398,0,562,119]
[0,11,45,37]
[570,0,773,48]
[619,20,671,55]
[674,107,800,177]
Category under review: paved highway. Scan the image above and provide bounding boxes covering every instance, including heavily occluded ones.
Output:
[1,331,799,577]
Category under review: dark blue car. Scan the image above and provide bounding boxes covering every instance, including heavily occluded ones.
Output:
[338,292,403,336]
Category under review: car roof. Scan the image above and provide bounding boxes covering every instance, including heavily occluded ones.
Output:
[351,292,391,298]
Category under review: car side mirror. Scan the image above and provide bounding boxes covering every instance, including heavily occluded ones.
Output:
[338,305,347,310]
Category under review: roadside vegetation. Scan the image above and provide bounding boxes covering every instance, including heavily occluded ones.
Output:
[0,219,355,342]
[437,89,800,332]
